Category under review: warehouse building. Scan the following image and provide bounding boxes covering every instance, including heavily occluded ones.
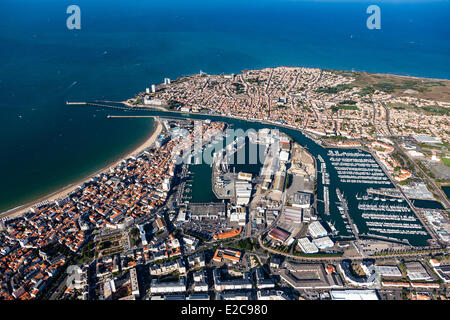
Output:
[279,262,343,290]
[283,206,303,224]
[312,236,334,250]
[308,221,328,239]
[434,265,450,283]
[330,290,379,300]
[297,237,319,254]
[405,261,432,281]
[268,227,291,244]
[375,265,402,278]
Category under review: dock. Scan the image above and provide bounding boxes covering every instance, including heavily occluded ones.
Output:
[65,101,86,105]
[66,101,131,110]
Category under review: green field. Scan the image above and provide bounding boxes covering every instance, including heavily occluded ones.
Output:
[443,158,450,167]
[339,105,358,110]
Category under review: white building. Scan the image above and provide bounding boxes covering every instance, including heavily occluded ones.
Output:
[297,237,319,254]
[279,150,290,162]
[330,290,378,300]
[235,181,252,205]
[230,206,247,226]
[138,224,147,246]
[312,236,334,250]
[375,265,402,278]
[257,290,288,300]
[308,221,327,239]
[182,234,199,251]
[213,269,252,291]
[150,278,186,294]
[193,270,209,292]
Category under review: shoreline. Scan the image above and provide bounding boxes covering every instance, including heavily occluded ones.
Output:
[0,117,162,220]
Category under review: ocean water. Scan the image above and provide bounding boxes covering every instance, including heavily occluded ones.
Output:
[442,186,450,202]
[0,0,449,212]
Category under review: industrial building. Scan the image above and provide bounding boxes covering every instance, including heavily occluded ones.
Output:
[235,181,253,205]
[237,172,252,182]
[312,236,334,250]
[272,172,286,193]
[229,206,247,226]
[291,192,311,208]
[330,290,379,300]
[375,265,402,278]
[279,262,343,290]
[283,206,303,224]
[297,237,319,254]
[268,227,290,243]
[188,202,226,220]
[433,265,450,283]
[405,261,432,281]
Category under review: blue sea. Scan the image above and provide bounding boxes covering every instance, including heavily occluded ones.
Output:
[0,0,449,212]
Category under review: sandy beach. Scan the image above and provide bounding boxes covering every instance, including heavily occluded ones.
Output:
[1,118,163,220]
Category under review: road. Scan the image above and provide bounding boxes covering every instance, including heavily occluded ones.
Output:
[380,102,450,210]
[257,233,447,263]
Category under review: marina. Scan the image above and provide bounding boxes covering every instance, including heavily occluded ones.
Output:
[336,188,358,239]
[329,150,391,185]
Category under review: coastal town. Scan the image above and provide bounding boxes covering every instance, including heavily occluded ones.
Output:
[0,67,449,301]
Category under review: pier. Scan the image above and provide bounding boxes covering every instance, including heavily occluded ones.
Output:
[336,188,359,241]
[66,101,131,110]
[323,186,330,215]
[65,101,86,105]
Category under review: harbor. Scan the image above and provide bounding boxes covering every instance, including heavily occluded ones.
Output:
[14,102,435,247]
[125,108,434,247]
